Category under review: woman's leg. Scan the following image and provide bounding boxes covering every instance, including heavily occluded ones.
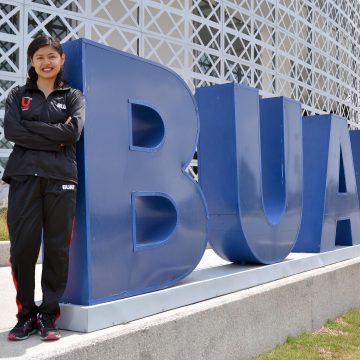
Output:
[39,178,76,318]
[7,176,43,320]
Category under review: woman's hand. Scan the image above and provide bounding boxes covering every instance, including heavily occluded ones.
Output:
[60,117,72,147]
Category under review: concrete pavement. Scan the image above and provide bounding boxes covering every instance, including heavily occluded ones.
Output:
[1,251,360,360]
[0,250,231,359]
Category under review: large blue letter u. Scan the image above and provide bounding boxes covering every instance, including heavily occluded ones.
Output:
[196,83,303,264]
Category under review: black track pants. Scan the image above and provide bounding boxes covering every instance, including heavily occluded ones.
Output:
[8,176,76,319]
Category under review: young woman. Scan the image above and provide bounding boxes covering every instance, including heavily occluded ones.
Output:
[3,35,84,341]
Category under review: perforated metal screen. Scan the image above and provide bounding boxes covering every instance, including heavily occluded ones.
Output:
[0,0,359,179]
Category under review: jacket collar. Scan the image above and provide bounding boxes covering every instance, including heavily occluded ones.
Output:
[25,80,70,91]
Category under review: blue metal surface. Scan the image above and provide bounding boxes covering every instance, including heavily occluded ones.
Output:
[196,83,303,264]
[60,41,90,305]
[350,131,360,199]
[294,115,360,252]
[61,38,208,305]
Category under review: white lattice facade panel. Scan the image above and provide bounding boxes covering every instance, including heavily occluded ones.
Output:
[142,35,186,73]
[142,1,186,40]
[90,0,139,29]
[0,1,24,79]
[0,0,359,172]
[26,4,86,41]
[90,22,139,55]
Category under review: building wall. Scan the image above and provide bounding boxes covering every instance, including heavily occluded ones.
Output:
[0,0,359,178]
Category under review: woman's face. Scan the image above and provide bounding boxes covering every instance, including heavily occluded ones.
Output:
[31,45,65,82]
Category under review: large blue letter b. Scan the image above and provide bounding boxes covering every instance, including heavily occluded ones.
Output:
[62,39,208,305]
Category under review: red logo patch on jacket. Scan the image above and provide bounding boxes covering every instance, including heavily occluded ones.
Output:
[21,97,32,111]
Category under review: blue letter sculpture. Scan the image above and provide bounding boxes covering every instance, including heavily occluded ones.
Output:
[58,39,360,307]
[293,115,360,252]
[350,131,360,198]
[196,83,303,264]
[61,39,208,305]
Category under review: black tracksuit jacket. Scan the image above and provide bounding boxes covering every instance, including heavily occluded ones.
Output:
[2,82,84,184]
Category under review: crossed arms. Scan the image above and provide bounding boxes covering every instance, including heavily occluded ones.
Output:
[4,87,84,151]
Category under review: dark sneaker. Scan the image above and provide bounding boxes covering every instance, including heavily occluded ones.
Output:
[8,316,38,341]
[37,314,61,341]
